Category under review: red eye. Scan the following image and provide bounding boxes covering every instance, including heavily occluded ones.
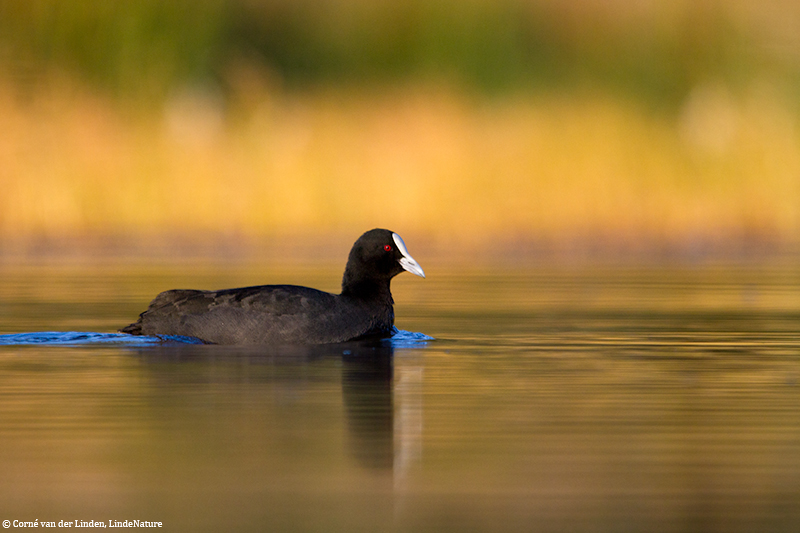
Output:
[384,245,392,252]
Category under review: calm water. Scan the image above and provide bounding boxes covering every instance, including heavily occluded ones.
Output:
[0,260,799,532]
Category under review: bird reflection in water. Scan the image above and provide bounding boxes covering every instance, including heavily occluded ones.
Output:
[341,343,395,470]
[132,337,423,477]
[342,341,423,483]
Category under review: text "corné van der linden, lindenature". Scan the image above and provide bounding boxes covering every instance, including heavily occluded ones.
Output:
[8,520,163,528]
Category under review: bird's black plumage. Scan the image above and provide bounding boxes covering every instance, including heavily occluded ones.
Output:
[119,229,425,345]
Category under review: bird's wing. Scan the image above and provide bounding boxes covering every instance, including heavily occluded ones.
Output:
[128,285,339,343]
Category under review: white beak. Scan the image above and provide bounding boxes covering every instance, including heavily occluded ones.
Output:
[392,233,425,278]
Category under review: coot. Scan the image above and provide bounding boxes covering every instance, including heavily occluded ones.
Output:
[120,229,425,345]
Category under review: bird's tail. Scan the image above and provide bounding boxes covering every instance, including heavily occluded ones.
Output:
[119,319,143,335]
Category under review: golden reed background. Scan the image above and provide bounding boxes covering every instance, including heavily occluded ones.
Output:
[1,0,799,258]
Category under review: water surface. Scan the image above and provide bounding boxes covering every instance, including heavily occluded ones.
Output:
[0,261,798,532]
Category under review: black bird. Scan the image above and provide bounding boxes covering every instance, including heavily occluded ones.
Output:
[120,229,425,345]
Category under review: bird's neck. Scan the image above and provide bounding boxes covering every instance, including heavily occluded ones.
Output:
[341,274,393,303]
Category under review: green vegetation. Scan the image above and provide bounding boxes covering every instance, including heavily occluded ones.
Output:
[0,0,787,106]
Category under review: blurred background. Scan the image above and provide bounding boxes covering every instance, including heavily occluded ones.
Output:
[1,0,799,261]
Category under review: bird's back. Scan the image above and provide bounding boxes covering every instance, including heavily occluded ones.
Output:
[121,284,393,344]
